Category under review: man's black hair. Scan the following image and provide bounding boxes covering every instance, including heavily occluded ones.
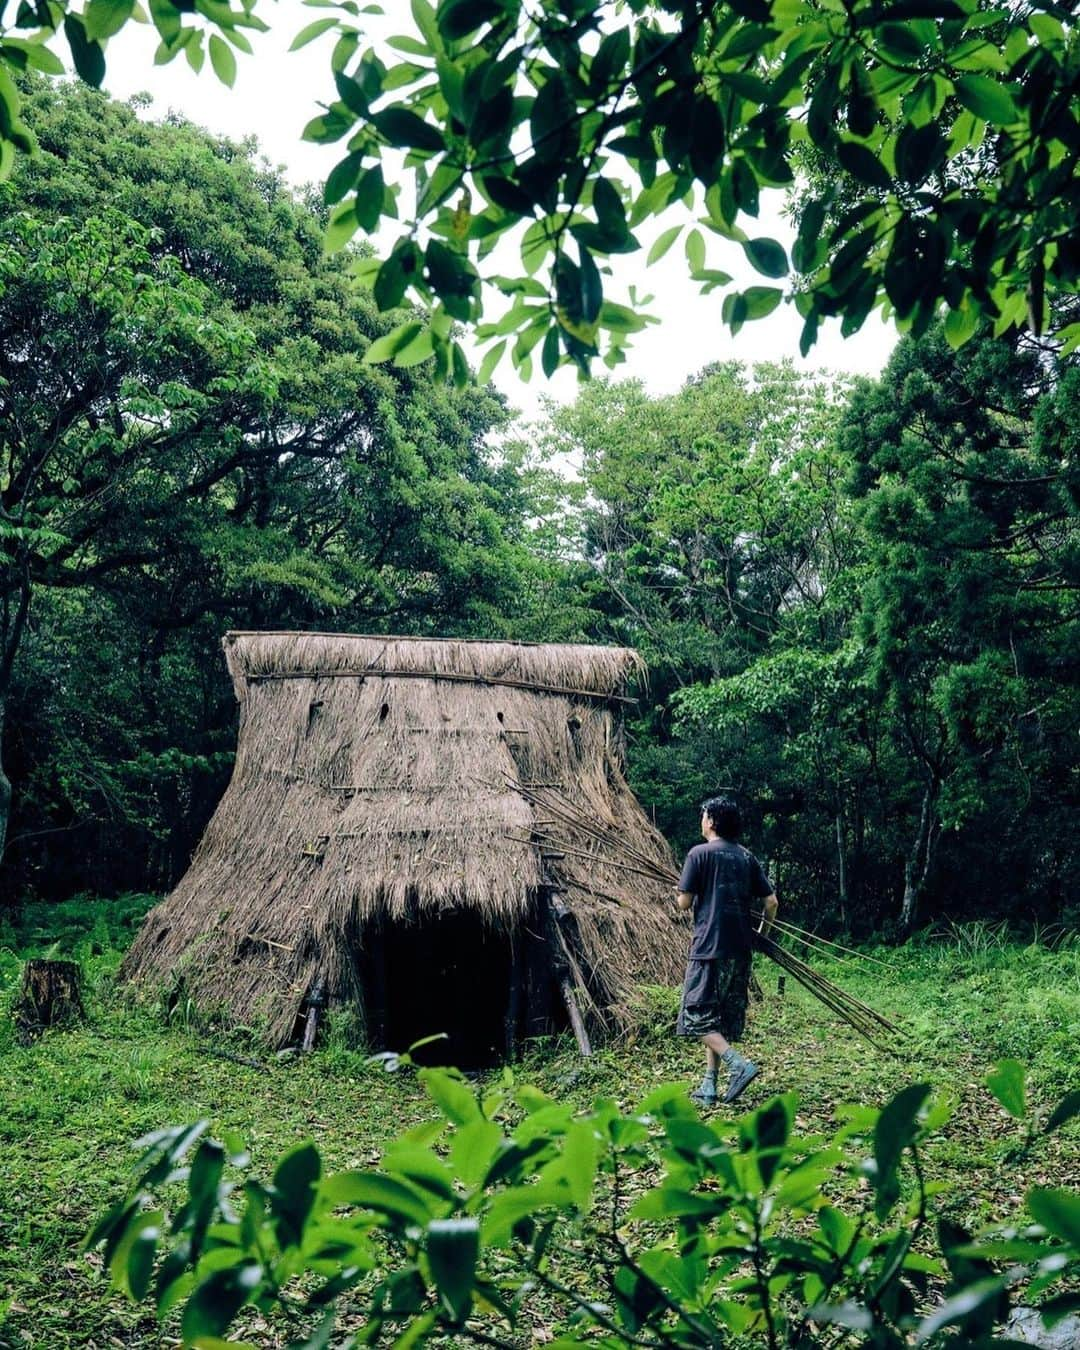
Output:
[701,796,741,840]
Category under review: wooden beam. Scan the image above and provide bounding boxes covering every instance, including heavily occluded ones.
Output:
[246,666,637,705]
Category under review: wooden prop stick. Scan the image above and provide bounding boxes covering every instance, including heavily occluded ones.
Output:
[509,777,899,1041]
[522,805,892,970]
[756,934,901,1036]
[559,975,593,1057]
[760,917,893,968]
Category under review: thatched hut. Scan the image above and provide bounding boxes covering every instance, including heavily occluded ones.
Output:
[123,632,684,1064]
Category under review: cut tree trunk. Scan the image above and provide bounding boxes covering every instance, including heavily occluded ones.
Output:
[15,959,85,1043]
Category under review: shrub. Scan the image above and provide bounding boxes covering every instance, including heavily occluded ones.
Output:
[86,1062,1080,1349]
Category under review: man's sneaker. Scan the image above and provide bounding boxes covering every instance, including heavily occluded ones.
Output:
[689,1084,719,1108]
[722,1058,759,1103]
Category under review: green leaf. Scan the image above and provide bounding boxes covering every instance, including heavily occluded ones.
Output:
[476,340,505,384]
[954,75,1018,126]
[591,27,630,92]
[372,107,444,153]
[180,1262,263,1343]
[530,70,576,163]
[1028,1188,1080,1247]
[395,327,435,367]
[546,1120,599,1210]
[271,1141,321,1246]
[873,1083,930,1218]
[578,243,602,323]
[354,165,385,232]
[324,202,359,253]
[208,34,237,88]
[628,1188,725,1220]
[373,248,411,311]
[647,224,682,265]
[125,1220,161,1302]
[381,1143,456,1200]
[483,174,534,215]
[324,151,364,207]
[592,176,628,248]
[302,109,352,146]
[85,0,136,42]
[944,303,977,349]
[421,1068,481,1125]
[1040,1292,1080,1328]
[895,121,945,183]
[836,140,892,190]
[411,0,442,50]
[685,227,706,272]
[437,0,506,42]
[290,17,339,51]
[322,1171,432,1226]
[482,1182,566,1246]
[188,1141,226,1208]
[365,323,424,366]
[63,15,106,87]
[426,1217,479,1323]
[742,285,783,319]
[743,236,788,278]
[986,1059,1026,1118]
[1044,1089,1080,1137]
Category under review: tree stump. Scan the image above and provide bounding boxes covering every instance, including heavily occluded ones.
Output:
[14,960,85,1043]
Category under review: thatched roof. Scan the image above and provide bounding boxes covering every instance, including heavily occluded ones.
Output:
[123,632,684,1047]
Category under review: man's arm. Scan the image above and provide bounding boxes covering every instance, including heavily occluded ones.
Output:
[676,890,694,912]
[758,893,779,933]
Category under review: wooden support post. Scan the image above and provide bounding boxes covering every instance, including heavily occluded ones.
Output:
[524,913,551,1038]
[505,938,523,1059]
[540,883,593,1058]
[15,960,85,1043]
[367,934,388,1048]
[301,976,326,1053]
[558,974,592,1057]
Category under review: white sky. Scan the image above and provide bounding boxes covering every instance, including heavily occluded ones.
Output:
[98,4,898,421]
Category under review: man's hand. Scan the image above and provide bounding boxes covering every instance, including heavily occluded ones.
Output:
[676,890,694,912]
[758,893,779,934]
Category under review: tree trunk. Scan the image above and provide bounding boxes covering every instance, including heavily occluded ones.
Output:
[15,959,85,1043]
[900,782,936,934]
[0,696,11,863]
[835,809,848,924]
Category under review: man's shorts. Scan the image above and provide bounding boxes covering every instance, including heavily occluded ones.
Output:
[676,952,751,1040]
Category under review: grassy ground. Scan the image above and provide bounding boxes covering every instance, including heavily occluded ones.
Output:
[0,898,1077,1348]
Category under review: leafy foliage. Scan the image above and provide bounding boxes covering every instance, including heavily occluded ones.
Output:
[1,2,1079,378]
[88,1062,1080,1347]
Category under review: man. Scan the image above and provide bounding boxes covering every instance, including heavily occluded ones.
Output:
[676,796,778,1107]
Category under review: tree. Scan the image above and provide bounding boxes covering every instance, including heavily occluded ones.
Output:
[1,81,542,895]
[1,0,1077,382]
[542,361,855,857]
[541,340,1078,933]
[840,325,1079,930]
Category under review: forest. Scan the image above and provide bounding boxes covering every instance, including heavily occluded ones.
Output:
[2,77,1076,938]
[0,18,1078,1349]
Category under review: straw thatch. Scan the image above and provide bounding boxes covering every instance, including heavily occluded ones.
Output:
[122,632,684,1050]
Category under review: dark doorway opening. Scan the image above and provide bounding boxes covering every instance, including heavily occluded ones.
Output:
[362,910,514,1069]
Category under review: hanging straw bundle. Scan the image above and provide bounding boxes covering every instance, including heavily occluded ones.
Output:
[507,779,902,1051]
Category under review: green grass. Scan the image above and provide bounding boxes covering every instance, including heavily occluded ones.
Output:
[0,903,1077,1348]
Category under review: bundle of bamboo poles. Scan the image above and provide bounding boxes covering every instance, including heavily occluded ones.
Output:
[507,778,902,1051]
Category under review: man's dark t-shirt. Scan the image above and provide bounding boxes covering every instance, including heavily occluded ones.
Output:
[678,840,774,959]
